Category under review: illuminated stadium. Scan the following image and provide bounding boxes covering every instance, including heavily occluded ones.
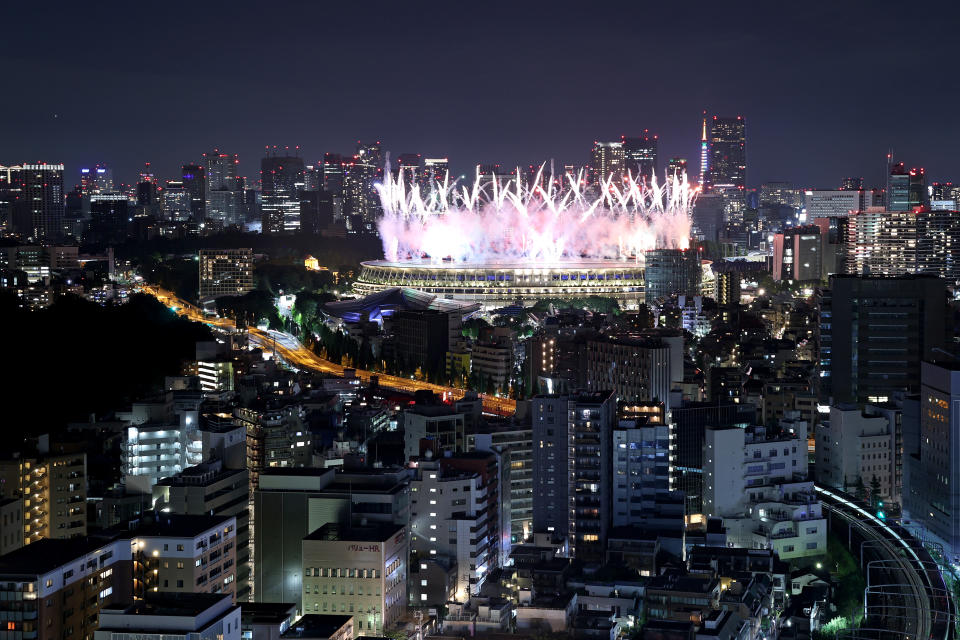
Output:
[352,166,697,309]
[353,259,646,308]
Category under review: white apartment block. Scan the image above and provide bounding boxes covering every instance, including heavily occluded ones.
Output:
[409,457,495,603]
[122,411,203,495]
[704,422,826,560]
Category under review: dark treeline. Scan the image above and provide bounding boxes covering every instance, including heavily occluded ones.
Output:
[1,292,212,441]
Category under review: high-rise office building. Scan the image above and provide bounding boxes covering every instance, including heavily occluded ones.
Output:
[322,153,345,196]
[343,154,380,232]
[691,193,724,242]
[2,164,65,241]
[163,180,193,222]
[819,274,947,403]
[422,158,449,186]
[182,164,206,221]
[88,193,129,244]
[804,190,870,218]
[204,150,243,227]
[136,163,160,209]
[887,162,925,211]
[396,153,422,184]
[590,141,624,184]
[667,157,688,180]
[621,132,657,179]
[840,177,864,191]
[706,116,745,191]
[260,154,305,233]
[80,163,113,194]
[772,225,821,282]
[204,150,239,192]
[531,391,615,562]
[198,248,254,301]
[759,181,802,209]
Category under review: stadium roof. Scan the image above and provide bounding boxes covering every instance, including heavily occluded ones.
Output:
[321,287,480,323]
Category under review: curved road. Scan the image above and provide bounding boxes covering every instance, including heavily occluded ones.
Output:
[816,485,953,640]
[145,286,517,416]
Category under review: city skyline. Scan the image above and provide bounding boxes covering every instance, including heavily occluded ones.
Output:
[4,1,959,187]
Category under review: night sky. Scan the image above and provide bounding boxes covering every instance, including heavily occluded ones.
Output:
[4,1,959,189]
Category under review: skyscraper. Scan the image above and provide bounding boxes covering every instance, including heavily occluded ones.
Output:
[532,391,615,562]
[887,162,925,211]
[772,225,821,282]
[621,132,657,180]
[203,150,243,227]
[667,157,688,180]
[422,158,449,185]
[840,177,864,191]
[261,153,305,233]
[3,164,65,241]
[396,153,422,184]
[181,163,206,221]
[706,115,746,191]
[79,163,113,194]
[322,153,345,195]
[344,142,382,231]
[591,141,624,184]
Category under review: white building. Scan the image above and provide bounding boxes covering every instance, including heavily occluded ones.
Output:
[95,593,240,640]
[122,411,203,495]
[816,404,897,503]
[301,523,407,637]
[804,190,870,218]
[408,454,498,604]
[704,422,826,559]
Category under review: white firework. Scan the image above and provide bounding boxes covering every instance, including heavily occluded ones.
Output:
[376,164,697,263]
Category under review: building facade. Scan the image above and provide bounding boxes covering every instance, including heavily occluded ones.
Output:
[819,274,946,404]
[704,423,826,560]
[531,392,615,562]
[199,248,254,301]
[301,523,407,636]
